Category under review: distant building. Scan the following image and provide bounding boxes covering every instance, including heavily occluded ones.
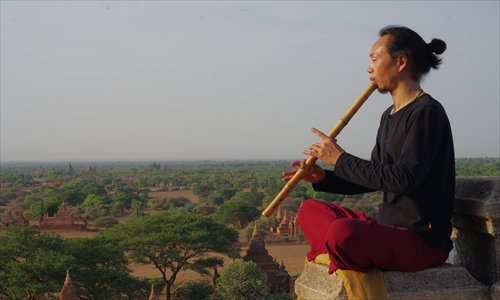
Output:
[243,223,292,293]
[148,284,157,300]
[269,209,301,239]
[38,202,87,231]
[148,284,167,300]
[0,209,29,227]
[86,165,95,174]
[276,210,290,237]
[59,270,79,300]
[66,162,74,174]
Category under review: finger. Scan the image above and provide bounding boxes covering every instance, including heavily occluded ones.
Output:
[310,143,323,151]
[282,171,296,177]
[303,150,318,158]
[300,159,306,169]
[289,160,301,167]
[311,127,330,141]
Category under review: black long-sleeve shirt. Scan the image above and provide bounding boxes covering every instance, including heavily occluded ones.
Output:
[313,94,455,251]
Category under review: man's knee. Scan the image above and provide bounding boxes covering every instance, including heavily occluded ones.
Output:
[326,218,366,250]
[297,199,324,225]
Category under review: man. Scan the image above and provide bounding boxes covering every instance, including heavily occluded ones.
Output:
[283,26,454,273]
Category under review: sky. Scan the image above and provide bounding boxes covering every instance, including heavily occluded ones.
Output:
[1,1,499,162]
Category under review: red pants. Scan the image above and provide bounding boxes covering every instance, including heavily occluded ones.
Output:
[297,199,448,273]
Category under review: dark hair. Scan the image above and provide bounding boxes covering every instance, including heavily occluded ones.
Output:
[379,26,446,81]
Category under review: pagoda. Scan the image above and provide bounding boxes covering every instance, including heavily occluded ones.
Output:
[242,223,292,293]
[86,165,95,174]
[276,210,290,237]
[66,162,74,174]
[0,209,29,227]
[148,284,157,300]
[59,270,79,300]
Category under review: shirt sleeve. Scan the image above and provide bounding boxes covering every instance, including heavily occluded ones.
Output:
[333,104,445,194]
[312,168,375,194]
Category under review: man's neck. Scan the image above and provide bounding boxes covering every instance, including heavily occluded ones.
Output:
[390,81,423,114]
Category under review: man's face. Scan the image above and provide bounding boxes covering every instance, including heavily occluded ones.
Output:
[367,35,400,93]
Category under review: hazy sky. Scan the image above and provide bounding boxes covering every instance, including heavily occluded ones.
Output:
[1,1,499,162]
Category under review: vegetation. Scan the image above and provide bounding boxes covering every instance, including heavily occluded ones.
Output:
[215,260,270,300]
[1,158,497,223]
[455,157,500,176]
[0,158,497,297]
[174,280,212,300]
[216,199,261,229]
[99,214,239,300]
[0,226,148,299]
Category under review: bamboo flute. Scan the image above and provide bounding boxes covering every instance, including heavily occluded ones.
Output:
[262,82,378,218]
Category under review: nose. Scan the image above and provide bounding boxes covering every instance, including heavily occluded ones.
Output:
[367,64,373,74]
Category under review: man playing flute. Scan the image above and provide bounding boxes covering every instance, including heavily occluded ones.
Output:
[283,26,454,273]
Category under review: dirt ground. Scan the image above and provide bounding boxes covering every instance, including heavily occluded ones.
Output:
[130,243,310,283]
[38,192,310,285]
[44,228,309,282]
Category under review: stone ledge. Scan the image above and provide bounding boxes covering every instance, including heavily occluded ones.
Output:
[492,281,500,300]
[451,177,500,286]
[295,262,489,300]
[295,262,347,300]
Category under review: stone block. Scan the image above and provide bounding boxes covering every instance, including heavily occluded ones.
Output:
[295,262,489,300]
[294,262,347,300]
[492,281,500,300]
[451,177,500,286]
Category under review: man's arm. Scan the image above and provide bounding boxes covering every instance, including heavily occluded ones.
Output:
[313,169,375,194]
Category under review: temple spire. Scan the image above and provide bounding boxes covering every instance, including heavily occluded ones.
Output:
[66,162,74,173]
[280,260,287,271]
[148,284,156,300]
[276,206,282,222]
[281,209,288,223]
[59,270,78,300]
[252,221,260,238]
[86,165,94,174]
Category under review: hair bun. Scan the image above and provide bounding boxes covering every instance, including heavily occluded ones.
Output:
[428,39,446,55]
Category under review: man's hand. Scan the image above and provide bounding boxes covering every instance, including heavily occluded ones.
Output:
[302,128,345,166]
[282,160,326,184]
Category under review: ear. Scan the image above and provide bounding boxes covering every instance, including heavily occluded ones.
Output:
[396,55,408,72]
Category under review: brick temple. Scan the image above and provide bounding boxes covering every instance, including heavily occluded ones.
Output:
[0,209,29,227]
[38,201,87,231]
[270,206,301,238]
[243,222,292,293]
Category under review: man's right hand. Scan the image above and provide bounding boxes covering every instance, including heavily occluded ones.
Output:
[282,160,326,184]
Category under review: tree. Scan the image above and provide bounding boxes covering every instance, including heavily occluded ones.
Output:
[192,183,215,198]
[30,198,60,219]
[230,190,265,207]
[216,199,260,229]
[100,214,239,300]
[30,200,46,219]
[93,216,119,228]
[114,190,136,209]
[131,200,144,216]
[0,227,148,300]
[208,188,237,205]
[174,280,212,300]
[216,260,269,300]
[0,226,72,299]
[64,237,148,299]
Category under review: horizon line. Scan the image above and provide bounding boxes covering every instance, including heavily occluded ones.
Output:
[1,156,499,165]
